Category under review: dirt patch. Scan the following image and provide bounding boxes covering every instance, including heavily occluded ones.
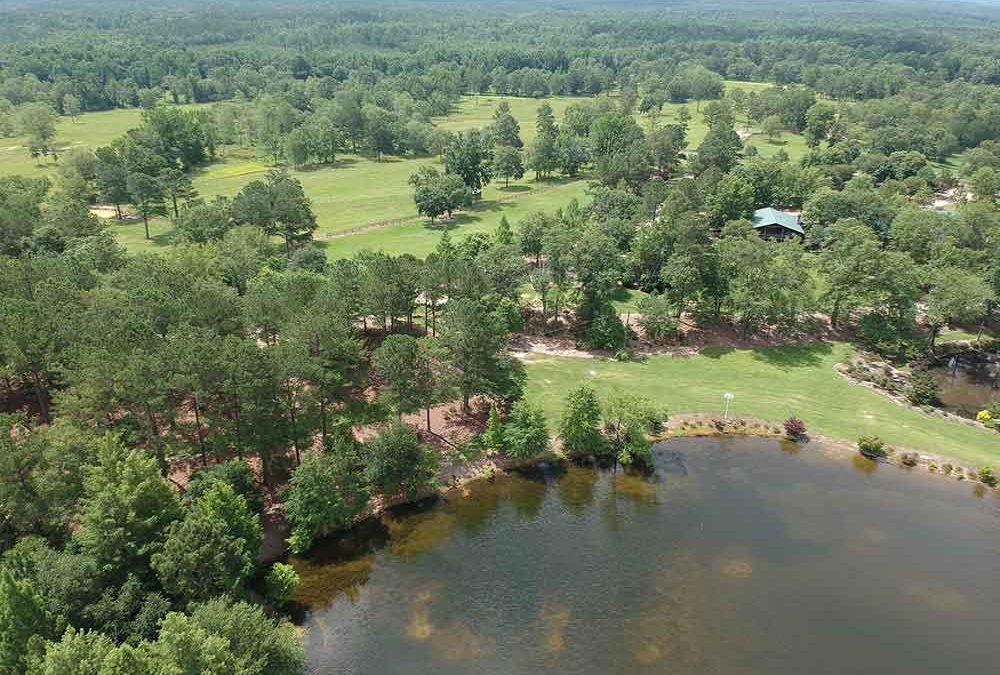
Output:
[514,312,841,360]
[89,204,136,220]
[510,335,595,359]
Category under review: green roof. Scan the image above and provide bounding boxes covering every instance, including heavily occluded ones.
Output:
[751,207,803,235]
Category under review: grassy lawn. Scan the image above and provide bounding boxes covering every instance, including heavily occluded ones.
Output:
[522,341,1000,467]
[319,177,591,259]
[434,94,585,147]
[609,287,650,313]
[109,94,595,254]
[1,107,176,178]
[938,326,996,343]
[4,83,812,256]
[0,108,145,178]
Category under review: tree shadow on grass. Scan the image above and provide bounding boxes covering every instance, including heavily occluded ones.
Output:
[700,346,735,359]
[420,199,503,231]
[498,184,532,193]
[148,229,179,247]
[751,341,833,370]
[111,220,178,247]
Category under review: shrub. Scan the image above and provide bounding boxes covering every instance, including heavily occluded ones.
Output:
[978,466,997,487]
[364,421,439,496]
[977,409,993,423]
[602,394,664,466]
[907,369,940,406]
[858,435,888,459]
[503,401,550,459]
[480,404,506,452]
[186,459,264,514]
[636,294,680,343]
[285,451,367,554]
[782,417,807,440]
[584,302,627,350]
[264,562,300,608]
[558,385,604,455]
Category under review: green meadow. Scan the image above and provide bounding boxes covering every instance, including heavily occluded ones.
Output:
[0,82,812,257]
[523,342,1000,468]
[0,107,145,177]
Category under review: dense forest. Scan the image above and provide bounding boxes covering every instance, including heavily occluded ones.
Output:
[2,1,1000,674]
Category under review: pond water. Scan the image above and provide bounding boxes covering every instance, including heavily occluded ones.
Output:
[932,355,999,417]
[293,437,1000,675]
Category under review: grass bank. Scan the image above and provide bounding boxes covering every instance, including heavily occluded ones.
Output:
[521,341,1000,468]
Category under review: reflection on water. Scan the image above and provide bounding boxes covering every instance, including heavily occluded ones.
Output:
[296,437,1000,674]
[931,356,999,417]
[555,463,598,514]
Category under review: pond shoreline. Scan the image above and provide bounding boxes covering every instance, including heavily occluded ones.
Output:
[273,412,998,563]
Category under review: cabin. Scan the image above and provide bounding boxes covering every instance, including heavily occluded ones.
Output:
[751,207,803,240]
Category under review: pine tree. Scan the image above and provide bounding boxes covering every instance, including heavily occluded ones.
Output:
[481,404,505,452]
[494,215,514,245]
[490,101,523,148]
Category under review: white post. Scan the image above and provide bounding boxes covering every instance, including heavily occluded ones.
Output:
[723,392,734,420]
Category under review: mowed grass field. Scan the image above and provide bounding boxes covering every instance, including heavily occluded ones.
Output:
[0,82,812,257]
[522,342,1000,468]
[0,108,145,177]
[109,94,593,254]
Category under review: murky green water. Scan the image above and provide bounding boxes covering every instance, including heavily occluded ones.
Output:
[932,359,999,417]
[294,437,1000,674]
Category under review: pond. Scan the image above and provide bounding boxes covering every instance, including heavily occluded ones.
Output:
[932,354,999,417]
[292,437,1000,674]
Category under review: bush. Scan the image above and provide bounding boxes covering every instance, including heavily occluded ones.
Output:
[584,302,627,350]
[285,451,367,554]
[363,421,439,496]
[636,294,680,343]
[480,404,505,452]
[558,385,605,455]
[288,244,327,272]
[186,459,264,514]
[782,417,807,440]
[503,401,550,459]
[264,562,300,608]
[978,466,997,487]
[858,435,888,459]
[907,368,940,406]
[602,394,664,466]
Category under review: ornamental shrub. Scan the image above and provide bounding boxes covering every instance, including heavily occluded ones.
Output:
[858,435,888,459]
[782,417,807,440]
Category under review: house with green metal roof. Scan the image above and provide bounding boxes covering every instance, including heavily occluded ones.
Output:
[751,207,803,240]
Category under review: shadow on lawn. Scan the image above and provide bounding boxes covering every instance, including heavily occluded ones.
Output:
[423,201,503,231]
[751,341,833,369]
[700,346,735,359]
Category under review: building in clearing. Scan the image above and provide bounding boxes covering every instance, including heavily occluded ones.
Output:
[751,207,803,240]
